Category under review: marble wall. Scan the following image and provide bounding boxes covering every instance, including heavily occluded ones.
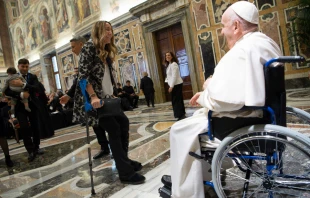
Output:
[56,48,78,91]
[114,20,148,92]
[190,0,310,86]
[2,0,309,96]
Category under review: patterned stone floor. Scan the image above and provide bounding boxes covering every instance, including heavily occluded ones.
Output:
[0,88,309,198]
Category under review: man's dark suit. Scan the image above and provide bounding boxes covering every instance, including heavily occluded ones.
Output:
[4,73,53,153]
[123,85,139,108]
[66,75,109,151]
[140,76,155,107]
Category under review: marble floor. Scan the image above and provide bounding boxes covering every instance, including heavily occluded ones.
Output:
[0,88,310,198]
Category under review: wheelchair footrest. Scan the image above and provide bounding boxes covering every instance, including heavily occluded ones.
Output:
[159,186,171,198]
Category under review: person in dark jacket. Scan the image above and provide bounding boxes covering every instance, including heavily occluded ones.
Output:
[140,72,155,107]
[4,58,52,162]
[0,96,13,167]
[123,80,139,108]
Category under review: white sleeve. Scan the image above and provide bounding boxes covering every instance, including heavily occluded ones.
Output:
[170,62,179,88]
[20,92,24,99]
[197,89,243,112]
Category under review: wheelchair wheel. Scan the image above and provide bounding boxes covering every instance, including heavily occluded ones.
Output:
[286,107,310,134]
[212,124,310,198]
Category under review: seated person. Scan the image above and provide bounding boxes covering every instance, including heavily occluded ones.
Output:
[116,83,125,98]
[114,83,133,111]
[48,90,64,113]
[2,67,31,115]
[165,2,282,198]
[123,80,139,108]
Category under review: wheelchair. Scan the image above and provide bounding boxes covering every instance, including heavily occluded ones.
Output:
[159,56,310,197]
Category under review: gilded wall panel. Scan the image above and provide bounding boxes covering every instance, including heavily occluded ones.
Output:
[132,24,143,50]
[118,56,139,92]
[115,29,132,55]
[256,0,276,10]
[192,0,210,30]
[259,11,283,53]
[285,6,310,69]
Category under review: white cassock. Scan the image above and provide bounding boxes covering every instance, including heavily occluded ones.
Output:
[170,32,282,198]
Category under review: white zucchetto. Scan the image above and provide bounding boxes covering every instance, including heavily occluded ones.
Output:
[230,1,259,24]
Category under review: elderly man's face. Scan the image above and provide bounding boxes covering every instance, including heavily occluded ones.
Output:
[221,8,236,49]
[71,41,83,56]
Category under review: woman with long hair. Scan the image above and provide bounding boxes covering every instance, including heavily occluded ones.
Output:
[165,52,186,120]
[72,21,145,184]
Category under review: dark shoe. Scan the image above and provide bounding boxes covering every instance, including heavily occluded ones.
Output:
[128,106,134,111]
[35,148,44,155]
[80,123,86,126]
[28,152,36,162]
[152,105,155,108]
[5,155,13,167]
[93,149,110,159]
[177,115,186,121]
[131,160,143,171]
[134,106,138,108]
[120,173,145,185]
[161,175,172,188]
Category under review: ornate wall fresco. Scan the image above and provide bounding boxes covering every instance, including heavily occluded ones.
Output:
[118,56,139,92]
[29,64,43,83]
[57,48,78,91]
[2,0,309,97]
[100,0,147,21]
[115,29,132,54]
[113,19,148,93]
[6,0,101,62]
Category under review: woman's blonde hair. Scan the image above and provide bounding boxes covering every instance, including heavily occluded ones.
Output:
[91,21,117,62]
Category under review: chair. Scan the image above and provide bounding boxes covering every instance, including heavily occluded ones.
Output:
[159,56,310,198]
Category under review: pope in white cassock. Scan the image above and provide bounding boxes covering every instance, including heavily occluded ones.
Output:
[165,1,282,198]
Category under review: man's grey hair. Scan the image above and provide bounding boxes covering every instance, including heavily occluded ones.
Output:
[229,9,258,31]
[70,36,86,44]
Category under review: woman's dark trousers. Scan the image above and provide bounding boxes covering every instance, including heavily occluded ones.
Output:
[171,83,185,118]
[98,112,134,179]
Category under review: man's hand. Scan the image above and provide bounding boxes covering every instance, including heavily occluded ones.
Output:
[189,92,202,106]
[168,87,173,93]
[130,93,135,96]
[23,91,30,99]
[10,79,24,87]
[60,95,70,104]
[91,97,103,109]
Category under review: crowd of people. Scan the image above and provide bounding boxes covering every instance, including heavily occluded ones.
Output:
[0,1,281,195]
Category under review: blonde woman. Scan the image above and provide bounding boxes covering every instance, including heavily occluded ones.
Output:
[72,21,145,184]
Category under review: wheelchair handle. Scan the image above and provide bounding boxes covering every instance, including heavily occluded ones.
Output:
[265,56,305,67]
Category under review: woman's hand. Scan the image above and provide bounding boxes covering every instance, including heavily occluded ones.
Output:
[91,97,103,109]
[189,92,202,106]
[168,87,173,93]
